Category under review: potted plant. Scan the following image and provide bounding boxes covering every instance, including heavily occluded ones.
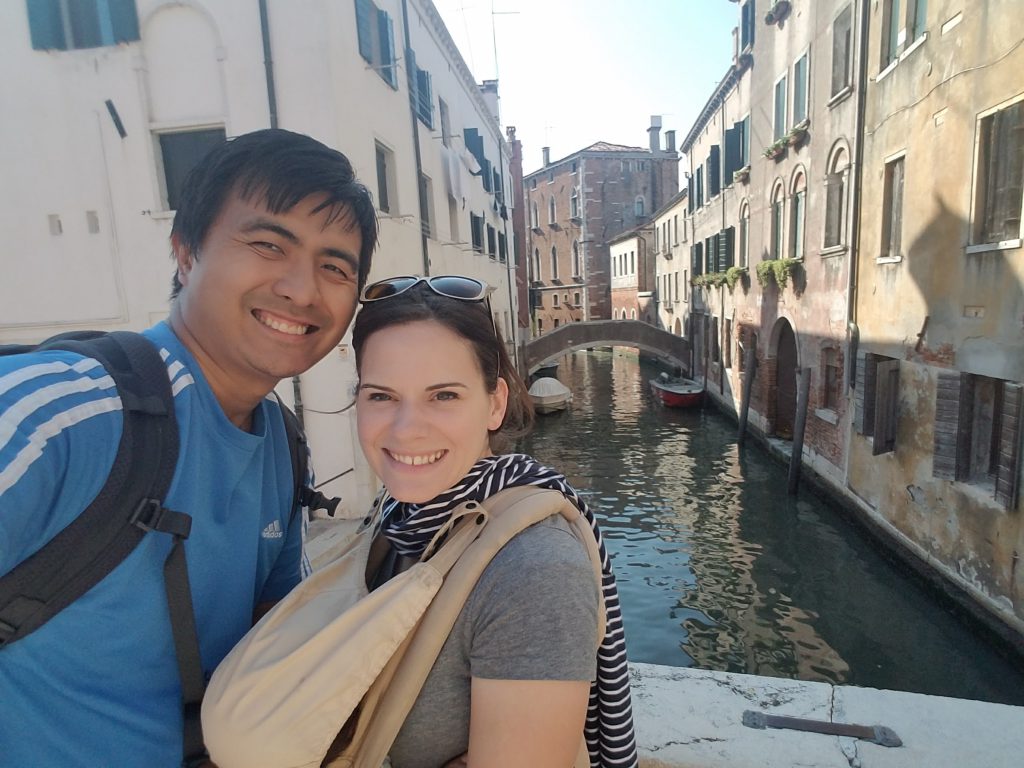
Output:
[765,0,792,25]
[786,120,810,148]
[762,139,787,161]
[733,165,751,184]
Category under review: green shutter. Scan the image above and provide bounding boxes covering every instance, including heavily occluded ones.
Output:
[27,0,67,50]
[109,0,140,43]
[354,0,373,63]
[379,10,397,88]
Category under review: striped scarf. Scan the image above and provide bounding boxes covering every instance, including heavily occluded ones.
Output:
[378,453,638,768]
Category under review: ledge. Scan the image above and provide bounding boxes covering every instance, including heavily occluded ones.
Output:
[965,239,1021,255]
[827,85,853,109]
[819,244,848,259]
[875,254,903,265]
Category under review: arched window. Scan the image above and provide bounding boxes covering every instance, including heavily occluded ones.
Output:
[533,247,541,280]
[634,196,645,217]
[570,188,580,219]
[790,169,807,260]
[548,196,556,223]
[530,201,538,229]
[825,144,850,248]
[572,240,581,278]
[550,246,559,279]
[739,200,751,268]
[630,308,637,320]
[770,181,786,259]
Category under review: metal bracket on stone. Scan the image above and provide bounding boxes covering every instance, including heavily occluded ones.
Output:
[742,711,903,748]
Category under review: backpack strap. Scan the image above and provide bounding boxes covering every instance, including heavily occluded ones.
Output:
[0,331,207,767]
[275,397,341,520]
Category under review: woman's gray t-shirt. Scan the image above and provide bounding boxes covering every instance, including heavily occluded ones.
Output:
[386,514,600,768]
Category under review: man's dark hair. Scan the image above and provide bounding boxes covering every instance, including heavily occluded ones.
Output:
[169,129,378,296]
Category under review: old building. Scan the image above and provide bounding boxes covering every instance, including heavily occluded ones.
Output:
[651,190,690,337]
[1,0,519,514]
[609,224,655,323]
[848,0,1023,637]
[524,119,679,333]
[681,0,860,481]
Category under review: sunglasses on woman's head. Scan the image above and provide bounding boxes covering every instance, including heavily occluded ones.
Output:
[359,275,492,304]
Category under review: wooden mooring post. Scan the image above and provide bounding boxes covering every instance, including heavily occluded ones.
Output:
[737,342,758,445]
[787,367,812,495]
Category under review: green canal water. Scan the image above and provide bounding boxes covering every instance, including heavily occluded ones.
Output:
[519,348,1024,706]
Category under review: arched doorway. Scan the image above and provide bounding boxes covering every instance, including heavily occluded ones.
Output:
[774,320,798,439]
[673,317,682,336]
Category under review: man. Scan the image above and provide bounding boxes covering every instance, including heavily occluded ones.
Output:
[0,129,377,766]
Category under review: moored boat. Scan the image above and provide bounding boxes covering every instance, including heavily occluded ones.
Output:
[528,377,572,414]
[649,372,703,408]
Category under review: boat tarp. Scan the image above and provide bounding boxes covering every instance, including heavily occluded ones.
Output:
[528,377,571,397]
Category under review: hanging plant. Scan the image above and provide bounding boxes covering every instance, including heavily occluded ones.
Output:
[786,120,810,148]
[725,266,748,290]
[762,139,787,161]
[733,165,751,184]
[755,261,775,288]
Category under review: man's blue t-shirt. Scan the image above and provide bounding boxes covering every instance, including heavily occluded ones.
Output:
[0,322,308,766]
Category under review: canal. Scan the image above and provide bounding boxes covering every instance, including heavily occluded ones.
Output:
[519,348,1024,706]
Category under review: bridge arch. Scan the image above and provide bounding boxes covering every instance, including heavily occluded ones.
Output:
[524,320,691,375]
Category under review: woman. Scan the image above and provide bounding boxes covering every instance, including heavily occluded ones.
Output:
[352,275,638,768]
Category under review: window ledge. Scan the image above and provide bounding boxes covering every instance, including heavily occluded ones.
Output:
[827,86,853,109]
[965,239,1021,255]
[149,210,175,220]
[820,244,847,259]
[815,408,839,425]
[900,33,928,63]
[876,254,903,264]
[876,59,899,83]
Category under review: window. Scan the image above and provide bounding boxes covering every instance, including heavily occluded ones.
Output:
[738,327,757,373]
[832,5,853,97]
[630,250,635,275]
[530,201,539,229]
[572,241,581,278]
[570,188,580,219]
[933,373,1021,510]
[771,184,785,259]
[28,0,140,50]
[725,320,733,369]
[774,74,788,140]
[740,0,756,50]
[554,318,560,329]
[469,213,484,252]
[908,0,927,44]
[793,53,809,126]
[635,197,645,217]
[548,196,556,224]
[158,128,225,211]
[551,246,559,279]
[574,292,581,305]
[498,232,507,263]
[409,52,433,127]
[881,155,905,259]
[374,141,396,213]
[881,0,902,69]
[418,173,434,237]
[712,317,720,363]
[533,248,541,280]
[823,348,841,410]
[692,242,703,277]
[553,294,560,308]
[972,100,1024,245]
[674,272,680,302]
[791,171,806,260]
[708,145,721,198]
[683,270,688,301]
[855,353,900,454]
[439,98,452,147]
[355,0,398,88]
[537,318,544,333]
[487,224,496,258]
[695,167,704,208]
[724,116,751,183]
[448,195,459,242]
[673,215,679,244]
[825,146,850,247]
[739,201,751,267]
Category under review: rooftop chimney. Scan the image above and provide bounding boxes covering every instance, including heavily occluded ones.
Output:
[542,146,550,167]
[648,115,662,153]
[665,130,676,153]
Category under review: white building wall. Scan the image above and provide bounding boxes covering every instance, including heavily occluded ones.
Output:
[0,0,518,517]
[653,196,689,336]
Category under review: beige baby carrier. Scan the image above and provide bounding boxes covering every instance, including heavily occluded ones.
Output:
[202,485,605,768]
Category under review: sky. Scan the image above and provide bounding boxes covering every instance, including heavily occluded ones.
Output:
[431,0,742,174]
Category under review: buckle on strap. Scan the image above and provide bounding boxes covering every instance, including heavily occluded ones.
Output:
[131,499,192,539]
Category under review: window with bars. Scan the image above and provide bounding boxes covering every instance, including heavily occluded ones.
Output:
[972,100,1024,245]
[855,352,900,454]
[933,372,1021,510]
[881,156,905,259]
[355,0,398,88]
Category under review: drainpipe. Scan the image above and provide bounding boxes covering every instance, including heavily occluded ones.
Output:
[842,0,871,483]
[400,0,431,277]
[258,0,306,428]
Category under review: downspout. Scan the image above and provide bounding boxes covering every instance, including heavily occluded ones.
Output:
[259,0,305,427]
[843,0,871,479]
[400,0,431,276]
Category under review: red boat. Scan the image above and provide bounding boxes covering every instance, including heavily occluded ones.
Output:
[649,372,704,408]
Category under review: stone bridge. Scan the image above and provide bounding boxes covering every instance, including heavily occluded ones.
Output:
[524,320,691,374]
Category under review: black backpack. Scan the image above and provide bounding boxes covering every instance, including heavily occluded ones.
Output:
[0,330,339,767]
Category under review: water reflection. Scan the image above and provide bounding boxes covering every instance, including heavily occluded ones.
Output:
[520,349,1024,705]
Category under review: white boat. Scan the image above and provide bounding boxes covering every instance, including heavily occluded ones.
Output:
[528,377,572,414]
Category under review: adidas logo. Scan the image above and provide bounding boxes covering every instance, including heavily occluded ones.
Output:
[261,520,283,539]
